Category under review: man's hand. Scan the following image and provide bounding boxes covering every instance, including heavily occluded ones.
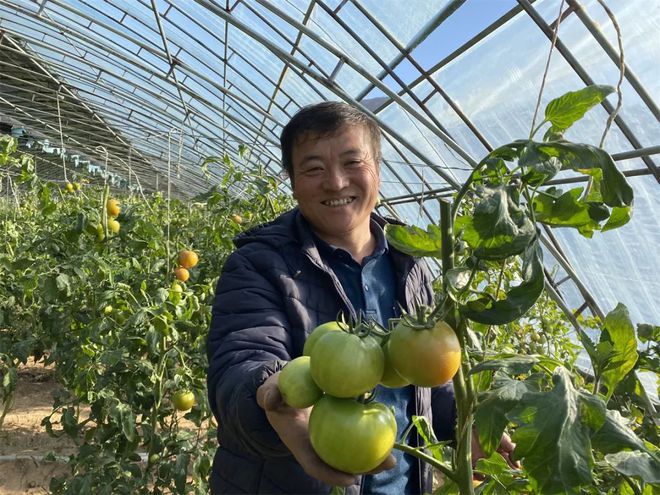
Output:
[472,428,521,479]
[257,372,395,486]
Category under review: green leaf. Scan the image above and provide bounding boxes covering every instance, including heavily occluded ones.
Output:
[460,242,544,325]
[384,224,442,258]
[542,141,633,208]
[591,409,646,454]
[112,402,136,442]
[475,374,537,456]
[637,323,660,344]
[470,355,540,376]
[533,187,600,237]
[519,141,562,186]
[599,303,638,400]
[455,186,536,260]
[544,85,614,132]
[601,206,632,232]
[410,415,445,461]
[507,367,603,493]
[605,451,660,484]
[445,267,472,299]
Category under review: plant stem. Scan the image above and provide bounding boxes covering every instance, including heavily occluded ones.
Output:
[441,200,475,495]
[393,442,457,483]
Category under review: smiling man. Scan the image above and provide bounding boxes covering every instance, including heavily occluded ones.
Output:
[206,102,459,494]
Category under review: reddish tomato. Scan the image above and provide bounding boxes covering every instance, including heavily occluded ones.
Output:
[107,198,120,217]
[278,356,323,409]
[302,321,348,356]
[388,319,461,387]
[178,250,198,269]
[310,331,384,398]
[309,396,396,474]
[174,267,190,282]
[380,339,410,388]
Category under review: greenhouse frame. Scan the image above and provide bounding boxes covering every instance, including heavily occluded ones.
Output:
[0,1,658,493]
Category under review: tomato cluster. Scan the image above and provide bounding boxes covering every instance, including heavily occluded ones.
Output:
[277,316,461,475]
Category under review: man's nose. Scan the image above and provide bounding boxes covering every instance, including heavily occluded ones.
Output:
[323,167,348,190]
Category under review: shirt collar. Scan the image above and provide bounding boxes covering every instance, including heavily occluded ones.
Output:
[313,218,389,262]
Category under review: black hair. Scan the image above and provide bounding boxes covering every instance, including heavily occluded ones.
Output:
[279,101,381,182]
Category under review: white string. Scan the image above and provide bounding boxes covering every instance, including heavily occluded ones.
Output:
[55,90,69,183]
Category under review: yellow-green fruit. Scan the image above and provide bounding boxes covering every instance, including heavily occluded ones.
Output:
[73,182,81,191]
[96,224,105,241]
[65,182,74,193]
[108,218,120,234]
[172,390,195,411]
[380,340,410,388]
[278,356,323,409]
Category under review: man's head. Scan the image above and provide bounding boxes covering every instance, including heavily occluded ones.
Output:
[280,101,381,184]
[280,102,382,246]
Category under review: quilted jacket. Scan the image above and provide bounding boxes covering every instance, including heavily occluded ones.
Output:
[207,208,456,494]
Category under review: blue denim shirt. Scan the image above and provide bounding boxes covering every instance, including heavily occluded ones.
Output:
[315,221,417,495]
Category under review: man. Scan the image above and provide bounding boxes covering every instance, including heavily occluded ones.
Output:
[207,102,510,494]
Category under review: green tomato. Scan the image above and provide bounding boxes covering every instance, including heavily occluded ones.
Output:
[310,331,384,398]
[278,356,323,409]
[303,321,348,356]
[172,390,195,411]
[309,396,396,474]
[388,319,461,387]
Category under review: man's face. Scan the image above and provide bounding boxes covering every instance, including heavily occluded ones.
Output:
[291,125,380,241]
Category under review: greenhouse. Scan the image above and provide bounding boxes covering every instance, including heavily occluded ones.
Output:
[0,0,658,493]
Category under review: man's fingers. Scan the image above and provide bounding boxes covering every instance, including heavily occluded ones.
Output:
[364,454,397,475]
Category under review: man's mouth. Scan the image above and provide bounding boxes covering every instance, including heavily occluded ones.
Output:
[322,197,355,207]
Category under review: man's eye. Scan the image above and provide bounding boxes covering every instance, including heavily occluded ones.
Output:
[346,160,361,167]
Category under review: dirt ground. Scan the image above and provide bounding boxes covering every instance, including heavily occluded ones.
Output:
[0,363,72,494]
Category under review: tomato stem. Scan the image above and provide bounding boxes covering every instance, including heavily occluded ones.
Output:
[393,442,457,483]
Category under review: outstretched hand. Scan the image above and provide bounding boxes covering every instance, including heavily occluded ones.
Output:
[257,372,397,487]
[472,427,521,480]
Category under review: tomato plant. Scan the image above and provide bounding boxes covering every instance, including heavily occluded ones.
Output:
[309,396,396,474]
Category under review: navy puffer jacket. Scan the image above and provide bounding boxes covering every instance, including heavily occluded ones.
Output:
[207,208,456,494]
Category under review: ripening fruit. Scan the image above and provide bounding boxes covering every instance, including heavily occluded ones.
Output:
[103,305,113,315]
[177,250,199,269]
[171,390,195,411]
[96,224,105,241]
[65,182,74,193]
[230,214,243,225]
[107,198,120,217]
[174,267,190,282]
[108,218,120,234]
[73,182,81,191]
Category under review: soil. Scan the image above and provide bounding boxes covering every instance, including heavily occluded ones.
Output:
[0,362,72,494]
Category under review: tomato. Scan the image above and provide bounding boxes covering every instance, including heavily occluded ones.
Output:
[380,339,410,388]
[302,321,348,356]
[230,214,243,225]
[174,267,189,282]
[177,249,198,269]
[278,356,322,408]
[103,305,113,315]
[107,198,120,217]
[172,390,195,411]
[388,319,461,387]
[65,182,74,193]
[96,223,105,241]
[73,182,81,191]
[169,281,183,304]
[310,331,384,398]
[108,218,120,234]
[309,396,396,474]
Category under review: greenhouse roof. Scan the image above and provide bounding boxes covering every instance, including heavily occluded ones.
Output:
[0,0,658,326]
